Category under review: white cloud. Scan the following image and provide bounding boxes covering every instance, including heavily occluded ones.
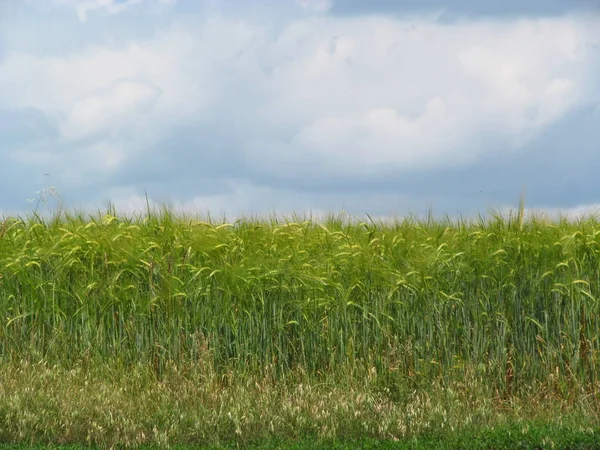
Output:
[52,0,174,22]
[62,79,161,139]
[0,11,598,191]
[296,0,332,14]
[56,0,139,22]
[289,97,461,172]
[247,16,597,176]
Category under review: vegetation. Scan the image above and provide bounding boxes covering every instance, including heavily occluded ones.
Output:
[1,200,600,448]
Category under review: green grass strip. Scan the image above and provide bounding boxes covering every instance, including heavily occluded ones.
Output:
[1,422,600,449]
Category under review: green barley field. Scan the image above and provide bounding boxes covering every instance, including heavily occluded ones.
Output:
[2,199,600,448]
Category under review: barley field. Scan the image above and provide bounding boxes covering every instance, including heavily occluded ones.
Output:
[1,204,600,448]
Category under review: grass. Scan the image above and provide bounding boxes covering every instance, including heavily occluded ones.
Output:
[1,199,600,448]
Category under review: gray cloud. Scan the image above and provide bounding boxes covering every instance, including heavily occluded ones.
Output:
[1,2,599,221]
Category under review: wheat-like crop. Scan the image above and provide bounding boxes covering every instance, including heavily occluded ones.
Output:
[0,204,599,396]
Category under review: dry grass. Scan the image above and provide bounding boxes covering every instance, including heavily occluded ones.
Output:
[0,359,599,448]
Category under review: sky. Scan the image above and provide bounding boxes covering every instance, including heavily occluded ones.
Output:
[0,0,599,222]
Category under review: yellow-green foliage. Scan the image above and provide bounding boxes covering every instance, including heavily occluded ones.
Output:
[1,207,599,394]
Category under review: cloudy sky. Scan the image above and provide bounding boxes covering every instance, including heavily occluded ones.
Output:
[1,0,599,222]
